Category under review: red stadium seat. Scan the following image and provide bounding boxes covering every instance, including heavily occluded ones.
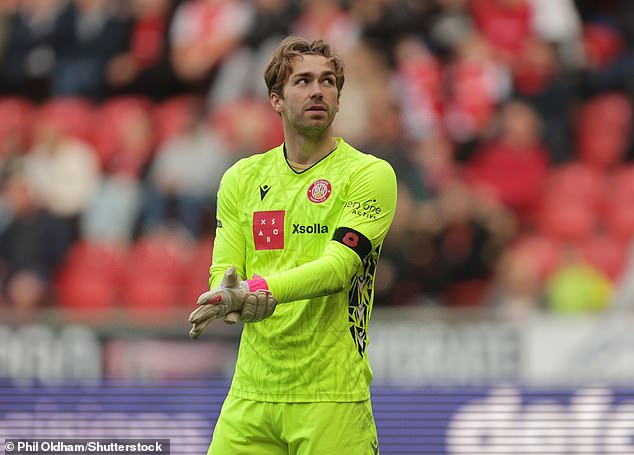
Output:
[120,276,180,310]
[581,235,627,281]
[0,97,33,152]
[36,97,95,143]
[55,240,127,310]
[608,165,634,202]
[508,234,562,281]
[605,197,634,243]
[93,95,155,167]
[121,230,194,308]
[576,93,632,171]
[56,276,116,310]
[537,196,598,243]
[210,98,284,152]
[153,95,198,146]
[182,238,214,305]
[603,166,634,243]
[543,163,606,212]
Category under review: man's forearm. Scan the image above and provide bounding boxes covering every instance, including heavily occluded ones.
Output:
[264,241,360,303]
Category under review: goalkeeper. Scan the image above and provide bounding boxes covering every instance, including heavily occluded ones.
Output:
[189,36,397,455]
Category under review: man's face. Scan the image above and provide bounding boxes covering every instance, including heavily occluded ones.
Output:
[271,55,339,138]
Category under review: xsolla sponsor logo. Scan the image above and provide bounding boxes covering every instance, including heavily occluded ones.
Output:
[346,199,381,219]
[446,387,634,454]
[292,223,329,234]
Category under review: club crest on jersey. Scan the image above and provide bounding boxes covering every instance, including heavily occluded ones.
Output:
[307,179,332,204]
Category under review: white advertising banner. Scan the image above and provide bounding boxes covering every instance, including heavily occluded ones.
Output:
[523,315,634,385]
[1,311,634,385]
[369,320,521,385]
[368,311,634,385]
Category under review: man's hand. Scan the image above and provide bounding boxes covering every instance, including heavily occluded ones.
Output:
[188,267,278,339]
[188,266,248,339]
[242,290,278,322]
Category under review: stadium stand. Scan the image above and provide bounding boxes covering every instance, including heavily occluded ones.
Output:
[0,0,632,316]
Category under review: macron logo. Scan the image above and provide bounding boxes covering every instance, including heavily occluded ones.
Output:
[260,185,271,201]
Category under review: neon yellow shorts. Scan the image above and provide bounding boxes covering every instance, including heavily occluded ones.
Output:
[207,395,379,455]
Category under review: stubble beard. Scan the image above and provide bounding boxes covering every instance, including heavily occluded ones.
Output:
[287,110,336,141]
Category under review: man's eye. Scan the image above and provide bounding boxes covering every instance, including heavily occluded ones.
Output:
[297,78,307,85]
[323,78,335,86]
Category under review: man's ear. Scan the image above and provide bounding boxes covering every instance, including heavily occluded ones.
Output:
[270,92,283,113]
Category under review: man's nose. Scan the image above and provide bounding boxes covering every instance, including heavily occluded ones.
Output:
[309,81,323,98]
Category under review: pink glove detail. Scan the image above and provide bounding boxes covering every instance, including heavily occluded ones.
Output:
[246,275,268,292]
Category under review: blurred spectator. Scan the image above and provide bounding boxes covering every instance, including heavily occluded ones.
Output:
[465,100,549,219]
[527,0,584,68]
[329,34,404,165]
[0,170,71,309]
[209,0,297,105]
[23,107,101,237]
[582,22,625,71]
[574,92,633,171]
[169,0,253,89]
[80,98,155,243]
[210,98,284,156]
[50,0,131,100]
[487,245,545,322]
[0,0,19,66]
[488,233,561,320]
[469,0,534,65]
[292,0,360,54]
[405,181,515,306]
[143,100,232,237]
[0,97,33,183]
[392,36,443,140]
[0,0,66,101]
[443,32,511,150]
[512,39,560,105]
[513,38,575,163]
[332,41,392,147]
[105,0,186,101]
[578,20,634,98]
[575,0,634,44]
[349,0,433,64]
[537,163,606,238]
[101,99,156,178]
[400,134,461,202]
[80,175,142,244]
[374,183,426,306]
[0,0,632,313]
[545,245,613,314]
[428,0,473,59]
[575,0,634,97]
[357,94,408,171]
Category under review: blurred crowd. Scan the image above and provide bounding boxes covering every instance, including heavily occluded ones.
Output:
[0,0,633,321]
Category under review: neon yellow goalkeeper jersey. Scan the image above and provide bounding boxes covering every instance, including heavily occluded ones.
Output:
[210,137,397,402]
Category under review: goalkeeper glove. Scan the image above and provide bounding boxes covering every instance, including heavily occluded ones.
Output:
[188,266,245,339]
[188,266,278,339]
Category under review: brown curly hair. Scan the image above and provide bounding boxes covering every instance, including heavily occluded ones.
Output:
[264,36,345,99]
